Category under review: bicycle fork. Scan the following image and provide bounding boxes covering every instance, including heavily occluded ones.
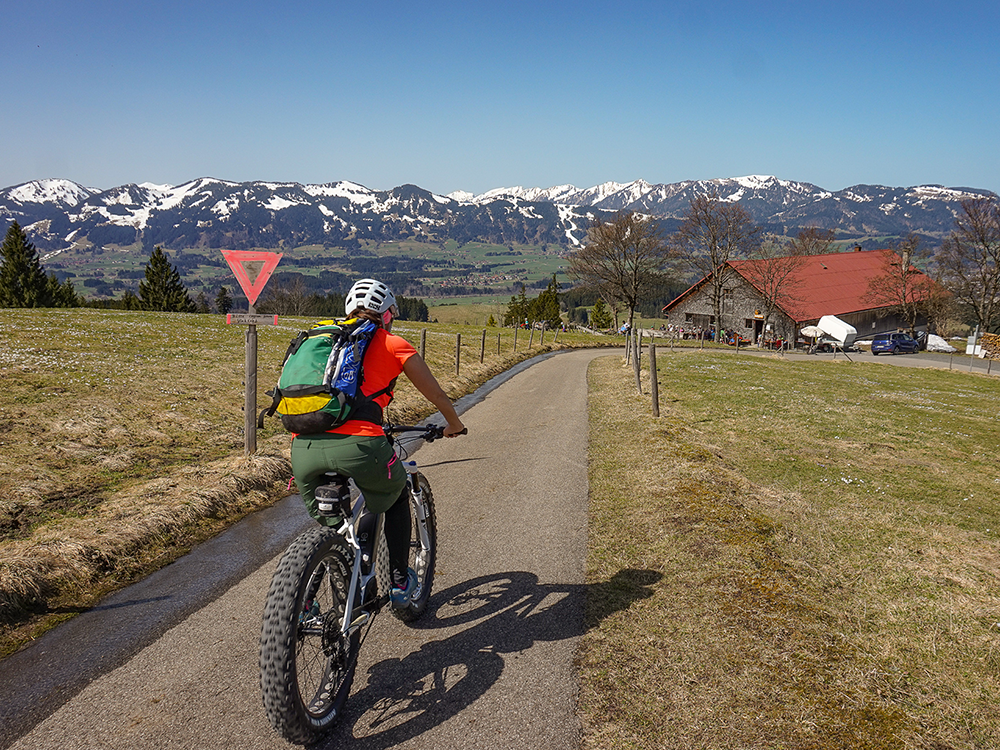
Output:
[404,468,433,594]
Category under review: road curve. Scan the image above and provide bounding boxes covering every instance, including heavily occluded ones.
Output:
[2,348,613,750]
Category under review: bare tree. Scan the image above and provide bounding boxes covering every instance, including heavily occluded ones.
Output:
[922,272,962,337]
[864,234,935,336]
[734,234,806,343]
[258,276,316,317]
[670,193,761,332]
[788,226,836,255]
[935,197,1000,334]
[567,211,673,330]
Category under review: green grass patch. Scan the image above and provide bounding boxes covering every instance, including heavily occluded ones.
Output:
[581,351,1000,749]
[49,239,575,299]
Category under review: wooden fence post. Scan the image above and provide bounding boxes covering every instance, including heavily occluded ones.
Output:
[455,333,461,376]
[649,343,659,417]
[497,332,501,356]
[420,328,427,360]
[632,333,642,394]
[513,326,518,351]
[244,319,257,455]
[480,329,486,363]
[528,324,535,348]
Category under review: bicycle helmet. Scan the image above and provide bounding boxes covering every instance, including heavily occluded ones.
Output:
[345,278,397,316]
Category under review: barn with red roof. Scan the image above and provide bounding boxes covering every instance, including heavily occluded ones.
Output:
[662,247,932,344]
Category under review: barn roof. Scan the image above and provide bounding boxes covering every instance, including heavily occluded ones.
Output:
[664,248,930,324]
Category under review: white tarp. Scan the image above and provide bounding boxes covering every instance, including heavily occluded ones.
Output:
[817,315,857,348]
[926,334,957,353]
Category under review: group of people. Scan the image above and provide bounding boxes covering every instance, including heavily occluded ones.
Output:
[656,323,714,341]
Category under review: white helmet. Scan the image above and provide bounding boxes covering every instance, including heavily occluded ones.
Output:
[345,278,397,316]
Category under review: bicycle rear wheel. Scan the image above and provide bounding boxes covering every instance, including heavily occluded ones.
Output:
[259,527,359,745]
[393,471,437,622]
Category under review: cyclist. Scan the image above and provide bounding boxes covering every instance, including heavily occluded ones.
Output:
[290,278,466,608]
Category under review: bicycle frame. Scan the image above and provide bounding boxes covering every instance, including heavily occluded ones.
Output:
[337,450,432,637]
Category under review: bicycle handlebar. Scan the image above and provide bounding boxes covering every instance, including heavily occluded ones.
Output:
[384,423,468,442]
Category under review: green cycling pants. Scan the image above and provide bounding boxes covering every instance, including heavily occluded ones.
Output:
[291,433,408,526]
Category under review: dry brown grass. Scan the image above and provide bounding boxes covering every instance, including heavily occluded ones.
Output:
[580,351,1000,750]
[1,446,288,619]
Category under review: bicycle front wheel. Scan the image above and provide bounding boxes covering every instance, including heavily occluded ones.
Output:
[259,527,359,745]
[393,471,437,622]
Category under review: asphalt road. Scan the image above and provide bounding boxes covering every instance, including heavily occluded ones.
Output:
[1,348,611,750]
[765,346,997,374]
[657,339,996,376]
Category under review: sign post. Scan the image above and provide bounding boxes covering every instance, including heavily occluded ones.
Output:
[222,250,282,455]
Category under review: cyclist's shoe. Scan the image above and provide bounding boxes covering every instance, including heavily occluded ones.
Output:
[390,568,418,609]
[299,599,320,623]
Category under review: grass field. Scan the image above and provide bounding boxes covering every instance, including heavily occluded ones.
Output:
[4,306,998,748]
[581,349,1000,749]
[0,308,614,655]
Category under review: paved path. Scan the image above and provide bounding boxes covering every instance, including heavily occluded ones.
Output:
[2,349,610,750]
[654,340,997,376]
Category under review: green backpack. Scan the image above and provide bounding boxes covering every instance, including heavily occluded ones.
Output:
[258,318,392,434]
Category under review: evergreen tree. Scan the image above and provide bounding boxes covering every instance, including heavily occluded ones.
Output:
[215,285,234,314]
[138,246,195,312]
[122,290,141,310]
[590,297,613,329]
[503,284,530,327]
[396,295,429,321]
[0,221,53,307]
[530,274,562,329]
[46,273,80,307]
[195,291,212,313]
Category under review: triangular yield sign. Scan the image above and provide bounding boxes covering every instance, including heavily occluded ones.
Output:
[221,250,283,306]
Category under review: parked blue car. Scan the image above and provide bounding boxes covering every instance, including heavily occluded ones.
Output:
[871,332,920,355]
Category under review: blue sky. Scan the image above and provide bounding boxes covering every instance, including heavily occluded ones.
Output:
[5,0,1000,195]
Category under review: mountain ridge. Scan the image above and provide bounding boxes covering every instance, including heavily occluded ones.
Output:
[2,175,995,256]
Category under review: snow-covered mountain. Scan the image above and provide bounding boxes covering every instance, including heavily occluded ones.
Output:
[459,175,991,233]
[0,178,611,255]
[1,175,993,256]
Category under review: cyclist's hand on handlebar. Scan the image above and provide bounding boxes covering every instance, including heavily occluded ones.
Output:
[444,421,467,438]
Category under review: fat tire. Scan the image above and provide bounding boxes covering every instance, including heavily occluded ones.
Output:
[393,472,437,623]
[259,527,358,745]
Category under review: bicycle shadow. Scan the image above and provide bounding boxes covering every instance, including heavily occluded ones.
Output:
[315,568,661,749]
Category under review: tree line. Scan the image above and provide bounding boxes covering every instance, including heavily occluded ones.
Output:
[502,275,563,329]
[0,222,80,308]
[0,222,430,321]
